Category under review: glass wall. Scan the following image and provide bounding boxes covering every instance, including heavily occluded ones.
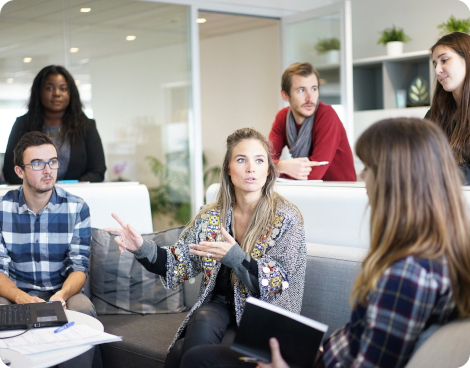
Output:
[0,0,193,229]
[283,14,342,107]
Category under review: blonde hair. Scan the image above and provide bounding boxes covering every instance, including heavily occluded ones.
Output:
[353,118,470,317]
[182,128,295,255]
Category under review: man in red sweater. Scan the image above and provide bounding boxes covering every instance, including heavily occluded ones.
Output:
[269,62,356,181]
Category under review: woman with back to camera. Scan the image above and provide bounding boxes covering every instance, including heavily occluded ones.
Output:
[104,128,306,368]
[2,65,106,184]
[184,118,470,368]
[427,32,470,183]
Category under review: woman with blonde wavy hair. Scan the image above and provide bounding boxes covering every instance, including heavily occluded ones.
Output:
[104,127,306,368]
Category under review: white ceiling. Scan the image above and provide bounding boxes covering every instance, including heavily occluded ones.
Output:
[0,0,279,86]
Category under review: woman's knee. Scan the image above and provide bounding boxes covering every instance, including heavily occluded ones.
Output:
[187,303,232,328]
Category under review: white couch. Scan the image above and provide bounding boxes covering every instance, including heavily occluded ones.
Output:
[207,182,371,248]
[0,182,153,233]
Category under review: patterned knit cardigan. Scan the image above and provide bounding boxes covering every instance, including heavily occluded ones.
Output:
[161,198,306,350]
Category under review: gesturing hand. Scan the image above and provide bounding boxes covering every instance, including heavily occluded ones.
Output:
[277,158,325,180]
[189,227,236,261]
[103,213,144,253]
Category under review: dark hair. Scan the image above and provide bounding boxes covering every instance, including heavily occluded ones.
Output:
[354,117,470,316]
[281,62,320,97]
[430,32,470,164]
[13,131,56,167]
[27,65,86,146]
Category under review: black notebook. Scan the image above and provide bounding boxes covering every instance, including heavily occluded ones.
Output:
[231,297,328,368]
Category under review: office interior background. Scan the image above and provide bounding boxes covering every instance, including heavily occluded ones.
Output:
[0,0,467,229]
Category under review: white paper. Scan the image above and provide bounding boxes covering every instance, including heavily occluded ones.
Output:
[0,325,121,355]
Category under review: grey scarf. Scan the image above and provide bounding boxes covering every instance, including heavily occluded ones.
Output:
[285,105,318,158]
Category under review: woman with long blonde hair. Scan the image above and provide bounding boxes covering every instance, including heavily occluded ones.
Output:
[105,128,306,368]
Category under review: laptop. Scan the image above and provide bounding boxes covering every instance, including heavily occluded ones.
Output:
[0,301,68,330]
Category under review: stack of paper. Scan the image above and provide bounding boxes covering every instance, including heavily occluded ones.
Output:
[0,325,121,355]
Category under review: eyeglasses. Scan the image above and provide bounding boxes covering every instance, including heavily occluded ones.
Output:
[22,159,61,171]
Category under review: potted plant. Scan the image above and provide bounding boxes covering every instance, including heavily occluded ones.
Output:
[146,152,221,228]
[378,25,411,56]
[315,38,340,64]
[437,15,470,35]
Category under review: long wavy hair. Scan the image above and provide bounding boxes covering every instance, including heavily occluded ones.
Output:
[26,65,87,146]
[430,32,470,164]
[353,118,470,317]
[183,128,296,256]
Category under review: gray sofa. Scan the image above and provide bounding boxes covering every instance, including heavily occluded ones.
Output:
[95,243,366,368]
[95,241,470,368]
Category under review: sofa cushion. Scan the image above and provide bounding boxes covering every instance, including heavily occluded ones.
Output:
[404,318,470,368]
[301,243,367,337]
[90,227,186,315]
[98,313,188,368]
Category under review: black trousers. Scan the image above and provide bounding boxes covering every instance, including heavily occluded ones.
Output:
[180,345,254,368]
[164,302,238,368]
[179,345,324,368]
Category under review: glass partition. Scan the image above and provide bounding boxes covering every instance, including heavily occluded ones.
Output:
[283,13,341,106]
[0,0,193,229]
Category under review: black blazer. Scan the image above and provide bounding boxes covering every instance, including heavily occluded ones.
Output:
[3,114,106,184]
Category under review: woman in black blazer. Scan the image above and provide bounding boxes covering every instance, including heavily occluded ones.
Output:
[3,65,106,184]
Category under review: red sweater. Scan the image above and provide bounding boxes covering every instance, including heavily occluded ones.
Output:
[268,102,356,181]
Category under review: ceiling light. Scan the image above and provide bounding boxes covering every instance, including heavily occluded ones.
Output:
[23,57,32,63]
[70,47,79,53]
[75,80,81,85]
[80,8,91,13]
[126,35,136,41]
[79,59,89,64]
[196,18,206,24]
[6,78,13,83]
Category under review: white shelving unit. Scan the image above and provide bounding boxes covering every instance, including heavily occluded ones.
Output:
[351,50,434,175]
[353,50,433,111]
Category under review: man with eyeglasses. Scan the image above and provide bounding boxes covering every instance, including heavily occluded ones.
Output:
[0,131,96,367]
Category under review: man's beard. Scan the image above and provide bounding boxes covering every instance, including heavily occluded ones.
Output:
[25,175,55,193]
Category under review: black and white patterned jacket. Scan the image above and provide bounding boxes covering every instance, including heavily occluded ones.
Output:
[135,197,306,350]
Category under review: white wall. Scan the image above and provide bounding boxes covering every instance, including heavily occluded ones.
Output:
[351,0,469,59]
[90,43,190,186]
[200,25,280,170]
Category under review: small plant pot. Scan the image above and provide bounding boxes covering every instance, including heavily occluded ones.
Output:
[386,41,403,56]
[325,50,340,64]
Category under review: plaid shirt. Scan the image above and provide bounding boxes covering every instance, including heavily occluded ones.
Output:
[0,186,91,295]
[322,255,458,368]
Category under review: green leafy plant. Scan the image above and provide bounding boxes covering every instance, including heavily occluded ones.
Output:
[438,15,470,35]
[315,38,340,54]
[146,152,191,225]
[377,25,411,45]
[146,152,221,226]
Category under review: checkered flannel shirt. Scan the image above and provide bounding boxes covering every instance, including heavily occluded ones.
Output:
[322,255,458,368]
[0,186,91,295]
